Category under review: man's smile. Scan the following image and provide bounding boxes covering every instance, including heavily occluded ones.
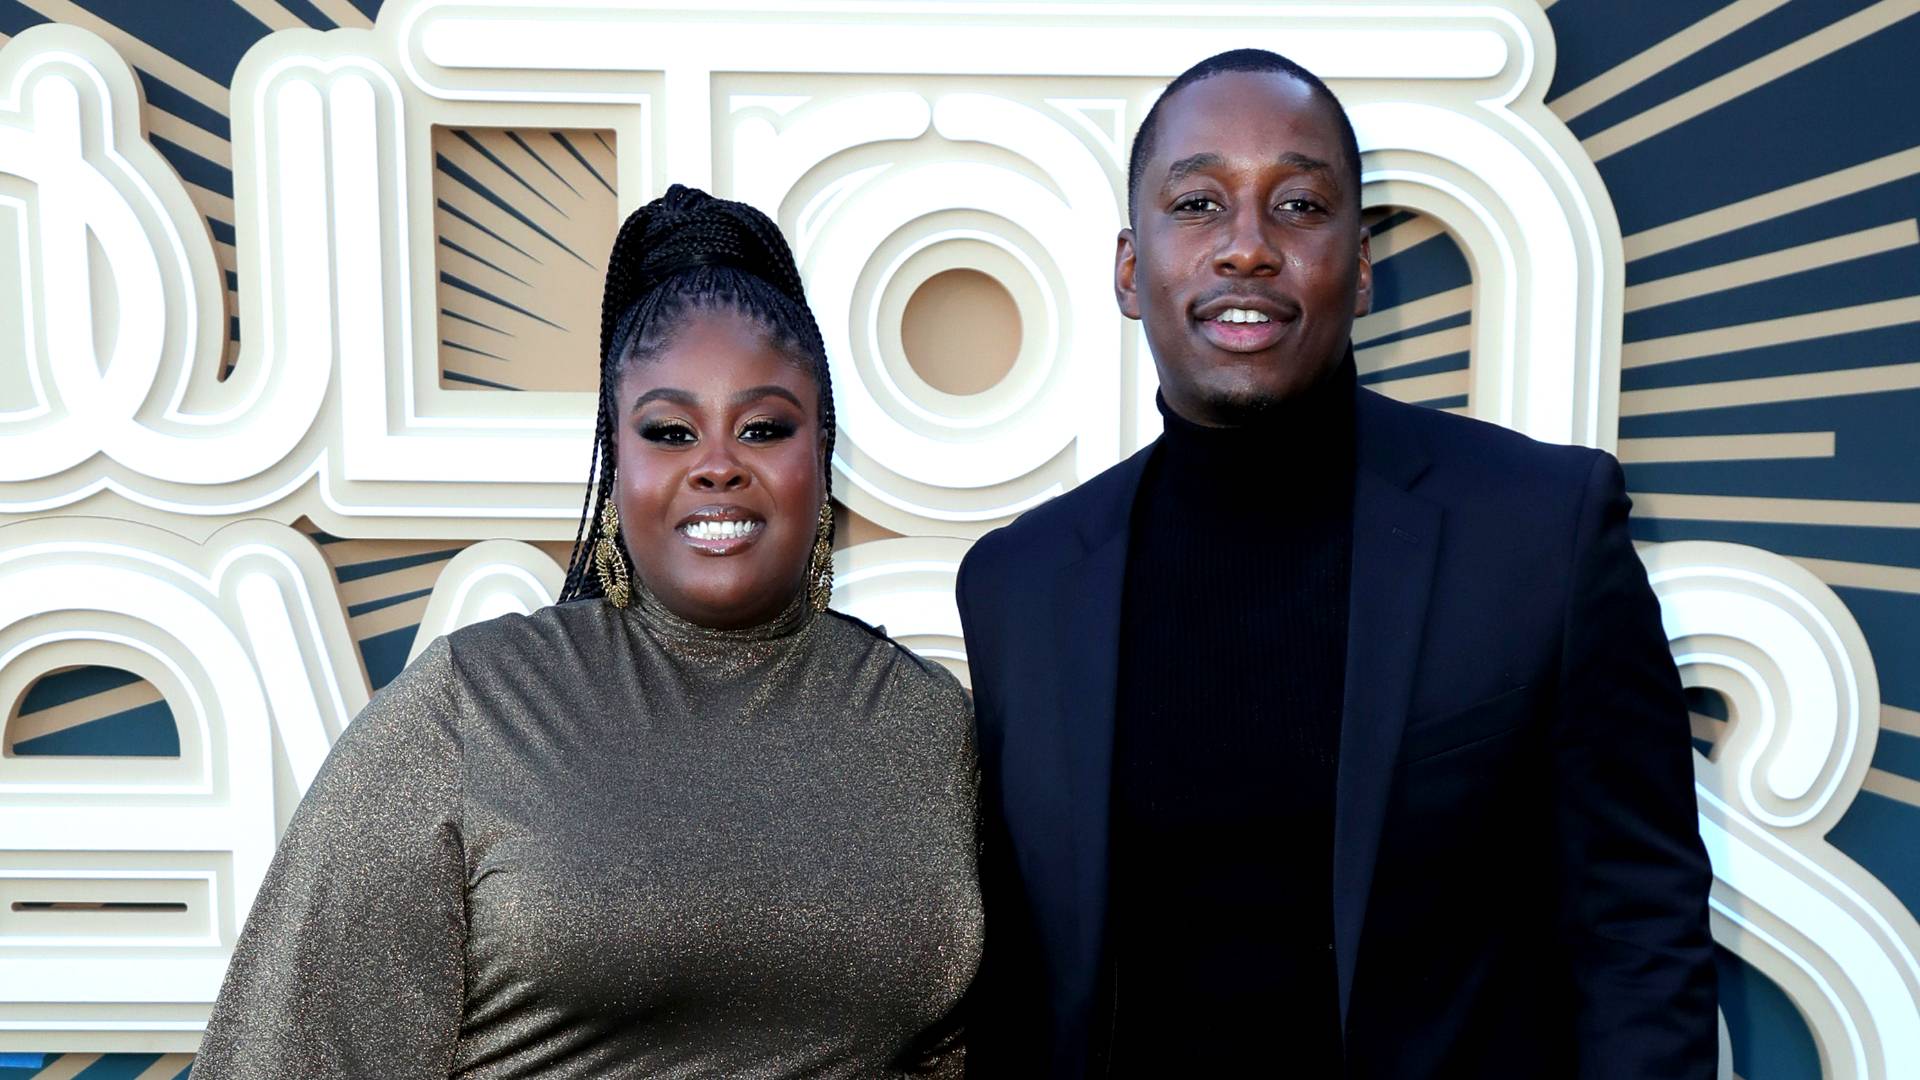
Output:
[1192,293,1299,353]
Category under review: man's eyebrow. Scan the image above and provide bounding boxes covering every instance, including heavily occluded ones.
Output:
[1161,152,1224,187]
[1276,151,1333,174]
[731,385,804,410]
[1161,150,1335,187]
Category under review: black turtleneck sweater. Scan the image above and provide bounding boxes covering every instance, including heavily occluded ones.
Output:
[1105,356,1357,1074]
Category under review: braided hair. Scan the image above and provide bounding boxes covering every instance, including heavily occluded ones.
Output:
[558,184,836,603]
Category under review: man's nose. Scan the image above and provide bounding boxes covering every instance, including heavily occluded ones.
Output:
[1215,201,1281,276]
[688,446,749,491]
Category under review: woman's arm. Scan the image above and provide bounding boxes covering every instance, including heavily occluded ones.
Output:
[193,636,468,1079]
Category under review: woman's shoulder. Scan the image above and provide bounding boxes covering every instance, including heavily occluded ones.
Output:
[439,598,607,656]
[815,610,971,715]
[428,599,616,683]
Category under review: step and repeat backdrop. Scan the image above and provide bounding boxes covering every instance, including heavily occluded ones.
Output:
[1,1,1917,1077]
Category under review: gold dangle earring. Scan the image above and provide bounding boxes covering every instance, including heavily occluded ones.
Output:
[594,495,633,609]
[807,502,834,612]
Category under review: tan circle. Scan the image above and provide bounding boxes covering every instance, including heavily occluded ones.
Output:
[899,268,1022,397]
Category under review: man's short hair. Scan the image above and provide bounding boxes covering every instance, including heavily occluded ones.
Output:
[1126,48,1364,223]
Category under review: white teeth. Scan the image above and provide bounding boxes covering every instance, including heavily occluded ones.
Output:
[682,520,761,541]
[1214,307,1271,324]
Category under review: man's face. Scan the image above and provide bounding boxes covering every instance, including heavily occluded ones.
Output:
[1116,71,1372,426]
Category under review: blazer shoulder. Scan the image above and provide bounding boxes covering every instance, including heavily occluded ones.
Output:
[1362,388,1603,496]
[963,442,1155,582]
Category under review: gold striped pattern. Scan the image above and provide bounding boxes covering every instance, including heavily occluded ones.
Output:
[1582,1,1920,161]
[1354,208,1474,408]
[433,127,616,392]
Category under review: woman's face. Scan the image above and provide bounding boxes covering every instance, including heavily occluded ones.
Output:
[612,311,826,629]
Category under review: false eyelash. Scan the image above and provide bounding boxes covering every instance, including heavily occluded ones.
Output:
[639,419,696,443]
[742,419,798,440]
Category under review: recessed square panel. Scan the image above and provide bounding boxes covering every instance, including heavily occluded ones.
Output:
[432,126,616,392]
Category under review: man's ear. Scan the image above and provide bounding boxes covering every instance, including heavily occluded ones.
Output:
[1115,227,1141,320]
[1353,229,1374,318]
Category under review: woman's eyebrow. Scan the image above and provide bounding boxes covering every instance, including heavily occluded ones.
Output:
[730,385,804,409]
[632,385,804,412]
[631,387,697,411]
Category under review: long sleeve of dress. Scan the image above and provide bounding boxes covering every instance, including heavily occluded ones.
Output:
[193,636,467,1080]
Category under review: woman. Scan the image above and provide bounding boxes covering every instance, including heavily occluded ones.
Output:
[193,186,981,1078]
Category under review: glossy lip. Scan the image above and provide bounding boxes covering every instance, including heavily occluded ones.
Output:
[1191,293,1299,354]
[674,505,767,557]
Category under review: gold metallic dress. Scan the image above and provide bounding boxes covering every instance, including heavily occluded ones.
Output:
[193,587,981,1079]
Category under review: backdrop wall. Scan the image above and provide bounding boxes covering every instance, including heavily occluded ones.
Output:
[0,2,1916,1078]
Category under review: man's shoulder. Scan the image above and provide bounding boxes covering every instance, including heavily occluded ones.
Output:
[963,441,1154,579]
[1359,387,1603,499]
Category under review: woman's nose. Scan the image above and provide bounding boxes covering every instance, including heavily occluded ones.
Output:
[688,448,749,491]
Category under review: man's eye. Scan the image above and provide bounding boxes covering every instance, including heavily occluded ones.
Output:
[639,420,696,445]
[740,418,797,443]
[1172,196,1223,213]
[1279,198,1326,214]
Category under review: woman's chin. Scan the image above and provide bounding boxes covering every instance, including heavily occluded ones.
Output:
[656,574,800,630]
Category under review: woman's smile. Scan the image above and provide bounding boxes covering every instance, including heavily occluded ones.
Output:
[676,507,768,554]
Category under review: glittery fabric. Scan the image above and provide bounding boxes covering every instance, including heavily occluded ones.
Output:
[193,587,981,1079]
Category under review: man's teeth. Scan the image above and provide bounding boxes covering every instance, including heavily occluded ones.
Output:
[1213,308,1272,324]
[682,520,762,541]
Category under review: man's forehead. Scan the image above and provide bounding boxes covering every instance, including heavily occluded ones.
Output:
[1153,70,1340,154]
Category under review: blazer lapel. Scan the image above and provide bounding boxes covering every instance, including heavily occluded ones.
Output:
[1052,531,1127,989]
[1334,394,1441,1034]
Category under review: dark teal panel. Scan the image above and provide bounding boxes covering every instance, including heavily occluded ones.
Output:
[1351,309,1470,350]
[71,1053,162,1079]
[1542,0,1716,99]
[1624,245,1920,340]
[12,700,179,758]
[1832,587,1920,712]
[1596,13,1920,236]
[1829,789,1920,926]
[17,667,141,712]
[1619,322,1919,392]
[1357,351,1471,387]
[1365,233,1472,312]
[359,624,420,692]
[333,547,462,584]
[1569,0,1885,138]
[1627,518,1920,573]
[1716,945,1823,1080]
[1621,388,1920,503]
[346,586,433,618]
[1627,173,1920,282]
[1874,730,1920,780]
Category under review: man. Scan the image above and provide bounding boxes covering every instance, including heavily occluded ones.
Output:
[956,49,1718,1078]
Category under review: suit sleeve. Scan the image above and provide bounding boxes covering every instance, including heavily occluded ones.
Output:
[1553,451,1719,1079]
[955,545,1049,1076]
[192,637,468,1080]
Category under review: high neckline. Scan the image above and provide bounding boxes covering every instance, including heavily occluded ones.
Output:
[1154,347,1358,495]
[623,572,814,647]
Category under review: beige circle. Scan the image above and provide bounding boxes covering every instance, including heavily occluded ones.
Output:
[899,268,1022,397]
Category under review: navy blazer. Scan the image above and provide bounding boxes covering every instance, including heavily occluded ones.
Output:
[955,387,1718,1078]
